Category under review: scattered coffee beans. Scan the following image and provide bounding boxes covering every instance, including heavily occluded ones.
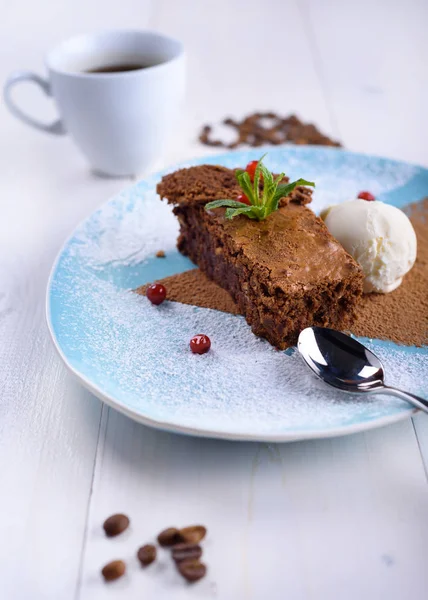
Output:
[199,112,341,149]
[101,560,126,581]
[101,517,209,585]
[172,542,202,563]
[103,514,130,537]
[137,544,157,566]
[157,527,182,547]
[179,525,207,544]
[177,558,207,583]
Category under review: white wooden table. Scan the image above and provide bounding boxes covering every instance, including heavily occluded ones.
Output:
[1,1,428,598]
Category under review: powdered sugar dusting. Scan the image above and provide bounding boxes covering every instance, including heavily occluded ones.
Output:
[51,271,426,435]
[49,147,428,439]
[70,187,179,270]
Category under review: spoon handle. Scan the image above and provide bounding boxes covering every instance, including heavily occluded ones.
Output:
[381,386,428,414]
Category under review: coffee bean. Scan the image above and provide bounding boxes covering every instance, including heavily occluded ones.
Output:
[137,544,157,566]
[177,559,207,583]
[179,525,207,544]
[101,560,126,582]
[103,513,130,537]
[157,527,182,547]
[172,542,202,563]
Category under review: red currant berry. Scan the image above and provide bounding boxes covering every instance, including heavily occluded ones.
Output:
[245,160,259,181]
[190,334,211,355]
[237,193,251,205]
[146,283,167,305]
[357,191,375,201]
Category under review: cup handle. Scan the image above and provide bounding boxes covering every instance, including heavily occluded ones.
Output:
[4,71,66,135]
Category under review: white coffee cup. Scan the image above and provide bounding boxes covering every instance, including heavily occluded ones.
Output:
[4,30,185,176]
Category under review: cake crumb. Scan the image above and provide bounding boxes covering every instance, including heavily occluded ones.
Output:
[156,250,166,258]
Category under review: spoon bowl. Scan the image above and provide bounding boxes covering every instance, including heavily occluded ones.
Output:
[297,327,428,413]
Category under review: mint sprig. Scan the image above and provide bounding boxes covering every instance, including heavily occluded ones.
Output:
[205,155,315,220]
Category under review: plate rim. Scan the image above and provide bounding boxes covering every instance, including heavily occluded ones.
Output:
[46,145,424,442]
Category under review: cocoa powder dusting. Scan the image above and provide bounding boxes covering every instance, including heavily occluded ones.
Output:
[136,199,428,347]
[351,198,428,346]
[137,269,240,316]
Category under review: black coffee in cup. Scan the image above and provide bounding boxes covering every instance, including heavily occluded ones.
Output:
[85,63,151,73]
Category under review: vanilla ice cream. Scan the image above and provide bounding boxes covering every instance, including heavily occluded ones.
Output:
[321,199,417,293]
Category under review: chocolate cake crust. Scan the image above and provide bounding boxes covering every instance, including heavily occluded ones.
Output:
[157,165,364,348]
[157,165,313,208]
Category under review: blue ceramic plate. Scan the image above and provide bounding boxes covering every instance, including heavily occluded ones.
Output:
[46,147,427,441]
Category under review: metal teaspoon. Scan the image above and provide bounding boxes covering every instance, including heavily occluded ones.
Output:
[297,327,428,413]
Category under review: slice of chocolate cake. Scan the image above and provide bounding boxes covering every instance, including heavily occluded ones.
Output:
[157,165,363,349]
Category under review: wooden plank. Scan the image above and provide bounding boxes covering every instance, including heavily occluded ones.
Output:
[78,412,428,599]
[302,0,428,480]
[0,3,155,597]
[413,414,428,480]
[0,134,129,596]
[151,0,338,165]
[302,0,428,165]
[0,258,102,599]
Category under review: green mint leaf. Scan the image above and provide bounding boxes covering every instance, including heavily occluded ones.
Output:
[259,161,274,189]
[248,205,266,220]
[274,172,286,187]
[273,179,315,204]
[225,206,257,220]
[205,199,251,211]
[259,162,275,207]
[253,164,262,205]
[236,170,256,204]
[253,153,268,205]
[214,154,316,221]
[270,172,286,208]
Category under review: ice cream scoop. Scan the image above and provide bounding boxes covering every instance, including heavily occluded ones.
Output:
[321,199,417,293]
